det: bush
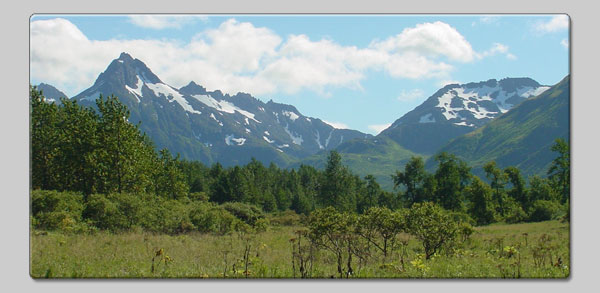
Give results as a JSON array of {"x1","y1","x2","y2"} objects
[
  {"x1": 404, "y1": 202, "x2": 459, "y2": 259},
  {"x1": 448, "y1": 211, "x2": 476, "y2": 226},
  {"x1": 83, "y1": 194, "x2": 128, "y2": 231},
  {"x1": 189, "y1": 202, "x2": 239, "y2": 234},
  {"x1": 221, "y1": 202, "x2": 265, "y2": 226},
  {"x1": 31, "y1": 190, "x2": 84, "y2": 231},
  {"x1": 504, "y1": 205, "x2": 528, "y2": 224},
  {"x1": 528, "y1": 200, "x2": 561, "y2": 222}
]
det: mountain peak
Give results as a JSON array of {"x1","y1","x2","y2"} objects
[
  {"x1": 94, "y1": 53, "x2": 162, "y2": 87},
  {"x1": 118, "y1": 52, "x2": 134, "y2": 62},
  {"x1": 179, "y1": 81, "x2": 207, "y2": 95}
]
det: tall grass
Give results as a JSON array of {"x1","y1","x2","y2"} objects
[{"x1": 30, "y1": 220, "x2": 569, "y2": 278}]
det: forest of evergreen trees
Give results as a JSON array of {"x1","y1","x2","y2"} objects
[{"x1": 29, "y1": 86, "x2": 570, "y2": 234}]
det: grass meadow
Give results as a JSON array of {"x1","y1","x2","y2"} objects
[{"x1": 30, "y1": 220, "x2": 569, "y2": 279}]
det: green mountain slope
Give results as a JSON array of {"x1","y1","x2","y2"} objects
[
  {"x1": 429, "y1": 75, "x2": 570, "y2": 177},
  {"x1": 293, "y1": 136, "x2": 421, "y2": 191}
]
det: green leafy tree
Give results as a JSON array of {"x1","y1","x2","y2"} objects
[
  {"x1": 30, "y1": 86, "x2": 61, "y2": 190},
  {"x1": 404, "y1": 202, "x2": 459, "y2": 259},
  {"x1": 484, "y1": 161, "x2": 509, "y2": 216},
  {"x1": 433, "y1": 152, "x2": 471, "y2": 211},
  {"x1": 356, "y1": 207, "x2": 404, "y2": 258},
  {"x1": 319, "y1": 151, "x2": 356, "y2": 212},
  {"x1": 547, "y1": 138, "x2": 570, "y2": 203},
  {"x1": 55, "y1": 99, "x2": 100, "y2": 195},
  {"x1": 94, "y1": 95, "x2": 155, "y2": 194},
  {"x1": 307, "y1": 207, "x2": 359, "y2": 278},
  {"x1": 358, "y1": 175, "x2": 383, "y2": 213},
  {"x1": 154, "y1": 149, "x2": 189, "y2": 199},
  {"x1": 504, "y1": 166, "x2": 529, "y2": 210},
  {"x1": 529, "y1": 175, "x2": 559, "y2": 202},
  {"x1": 393, "y1": 156, "x2": 429, "y2": 206},
  {"x1": 465, "y1": 177, "x2": 497, "y2": 225}
]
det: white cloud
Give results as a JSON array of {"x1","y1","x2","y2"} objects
[
  {"x1": 534, "y1": 15, "x2": 569, "y2": 34},
  {"x1": 397, "y1": 89, "x2": 425, "y2": 102},
  {"x1": 128, "y1": 15, "x2": 207, "y2": 29},
  {"x1": 368, "y1": 123, "x2": 392, "y2": 134},
  {"x1": 477, "y1": 43, "x2": 516, "y2": 60},
  {"x1": 561, "y1": 39, "x2": 569, "y2": 49},
  {"x1": 371, "y1": 21, "x2": 476, "y2": 62},
  {"x1": 30, "y1": 18, "x2": 490, "y2": 98},
  {"x1": 323, "y1": 120, "x2": 349, "y2": 129}
]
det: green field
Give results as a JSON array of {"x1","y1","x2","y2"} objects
[{"x1": 30, "y1": 220, "x2": 569, "y2": 279}]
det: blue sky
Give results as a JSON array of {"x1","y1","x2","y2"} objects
[{"x1": 30, "y1": 14, "x2": 569, "y2": 134}]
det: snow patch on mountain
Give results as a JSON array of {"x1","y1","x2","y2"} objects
[
  {"x1": 225, "y1": 134, "x2": 246, "y2": 146},
  {"x1": 147, "y1": 83, "x2": 201, "y2": 115},
  {"x1": 263, "y1": 136, "x2": 274, "y2": 143},
  {"x1": 124, "y1": 75, "x2": 144, "y2": 103},
  {"x1": 437, "y1": 87, "x2": 497, "y2": 120},
  {"x1": 519, "y1": 86, "x2": 550, "y2": 98},
  {"x1": 209, "y1": 113, "x2": 224, "y2": 126},
  {"x1": 284, "y1": 123, "x2": 303, "y2": 145},
  {"x1": 192, "y1": 94, "x2": 260, "y2": 123},
  {"x1": 435, "y1": 83, "x2": 548, "y2": 121},
  {"x1": 282, "y1": 110, "x2": 299, "y2": 121},
  {"x1": 453, "y1": 121, "x2": 475, "y2": 127},
  {"x1": 315, "y1": 130, "x2": 324, "y2": 150}
]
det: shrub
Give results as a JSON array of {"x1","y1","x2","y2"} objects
[
  {"x1": 356, "y1": 206, "x2": 405, "y2": 258},
  {"x1": 504, "y1": 205, "x2": 528, "y2": 224},
  {"x1": 528, "y1": 200, "x2": 562, "y2": 222},
  {"x1": 31, "y1": 190, "x2": 84, "y2": 231},
  {"x1": 221, "y1": 202, "x2": 265, "y2": 226},
  {"x1": 189, "y1": 202, "x2": 239, "y2": 234},
  {"x1": 403, "y1": 202, "x2": 459, "y2": 259},
  {"x1": 83, "y1": 194, "x2": 128, "y2": 231},
  {"x1": 448, "y1": 211, "x2": 476, "y2": 226}
]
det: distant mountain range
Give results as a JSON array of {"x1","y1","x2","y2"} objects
[
  {"x1": 296, "y1": 76, "x2": 567, "y2": 190},
  {"x1": 36, "y1": 52, "x2": 569, "y2": 191},
  {"x1": 63, "y1": 53, "x2": 371, "y2": 166}
]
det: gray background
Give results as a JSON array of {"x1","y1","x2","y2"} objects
[{"x1": 2, "y1": 0, "x2": 596, "y2": 291}]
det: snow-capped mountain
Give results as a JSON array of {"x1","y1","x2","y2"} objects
[
  {"x1": 379, "y1": 78, "x2": 550, "y2": 154},
  {"x1": 71, "y1": 52, "x2": 371, "y2": 166}
]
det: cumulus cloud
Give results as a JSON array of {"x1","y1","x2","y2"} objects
[
  {"x1": 128, "y1": 15, "x2": 207, "y2": 29},
  {"x1": 534, "y1": 15, "x2": 569, "y2": 34},
  {"x1": 323, "y1": 120, "x2": 349, "y2": 129},
  {"x1": 477, "y1": 43, "x2": 516, "y2": 60},
  {"x1": 397, "y1": 89, "x2": 425, "y2": 102},
  {"x1": 31, "y1": 18, "x2": 506, "y2": 98},
  {"x1": 371, "y1": 21, "x2": 476, "y2": 62},
  {"x1": 561, "y1": 39, "x2": 569, "y2": 49},
  {"x1": 367, "y1": 123, "x2": 392, "y2": 134}
]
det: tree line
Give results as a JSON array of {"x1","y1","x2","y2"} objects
[{"x1": 30, "y1": 86, "x2": 569, "y2": 232}]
